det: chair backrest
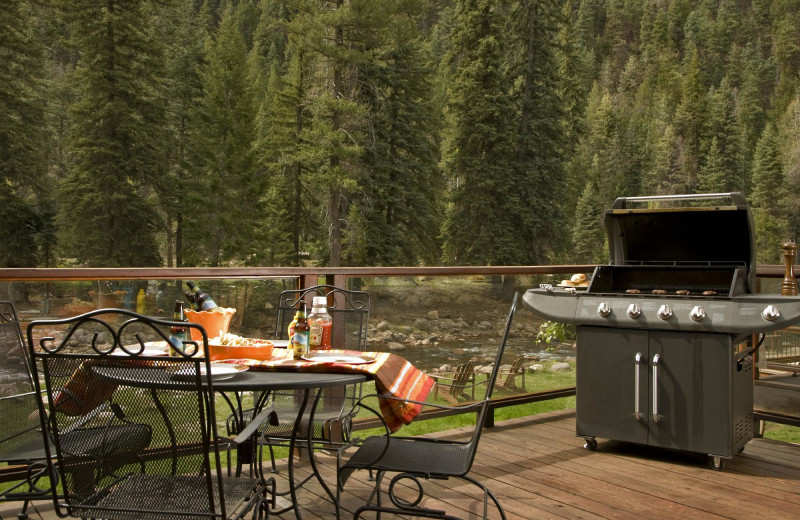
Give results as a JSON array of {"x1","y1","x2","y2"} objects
[
  {"x1": 25, "y1": 309, "x2": 236, "y2": 518},
  {"x1": 452, "y1": 361, "x2": 476, "y2": 388},
  {"x1": 461, "y1": 292, "x2": 518, "y2": 467},
  {"x1": 0, "y1": 301, "x2": 43, "y2": 463},
  {"x1": 274, "y1": 284, "x2": 370, "y2": 350}
]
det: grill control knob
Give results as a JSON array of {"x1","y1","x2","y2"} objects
[
  {"x1": 657, "y1": 305, "x2": 673, "y2": 320},
  {"x1": 689, "y1": 306, "x2": 706, "y2": 322},
  {"x1": 762, "y1": 305, "x2": 781, "y2": 322},
  {"x1": 597, "y1": 302, "x2": 612, "y2": 318},
  {"x1": 627, "y1": 303, "x2": 641, "y2": 319}
]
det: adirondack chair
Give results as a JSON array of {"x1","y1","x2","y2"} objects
[
  {"x1": 431, "y1": 361, "x2": 478, "y2": 404},
  {"x1": 495, "y1": 356, "x2": 527, "y2": 391}
]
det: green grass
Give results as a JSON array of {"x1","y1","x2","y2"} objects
[{"x1": 761, "y1": 422, "x2": 800, "y2": 444}]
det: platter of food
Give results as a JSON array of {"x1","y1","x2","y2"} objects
[{"x1": 207, "y1": 333, "x2": 274, "y2": 360}]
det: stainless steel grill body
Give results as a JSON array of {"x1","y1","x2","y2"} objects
[{"x1": 523, "y1": 193, "x2": 800, "y2": 467}]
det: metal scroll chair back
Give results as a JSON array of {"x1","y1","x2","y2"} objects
[
  {"x1": 336, "y1": 292, "x2": 518, "y2": 520},
  {"x1": 0, "y1": 301, "x2": 56, "y2": 519},
  {"x1": 241, "y1": 285, "x2": 371, "y2": 474},
  {"x1": 26, "y1": 308, "x2": 270, "y2": 520},
  {"x1": 274, "y1": 285, "x2": 370, "y2": 350}
]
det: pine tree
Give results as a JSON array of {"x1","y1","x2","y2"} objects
[
  {"x1": 779, "y1": 95, "x2": 800, "y2": 242},
  {"x1": 509, "y1": 0, "x2": 570, "y2": 264},
  {"x1": 673, "y1": 47, "x2": 705, "y2": 193},
  {"x1": 0, "y1": 0, "x2": 47, "y2": 267},
  {"x1": 283, "y1": 0, "x2": 393, "y2": 266},
  {"x1": 702, "y1": 78, "x2": 741, "y2": 192},
  {"x1": 158, "y1": 2, "x2": 207, "y2": 267},
  {"x1": 185, "y1": 2, "x2": 264, "y2": 266},
  {"x1": 262, "y1": 45, "x2": 313, "y2": 266},
  {"x1": 441, "y1": 0, "x2": 517, "y2": 265},
  {"x1": 58, "y1": 0, "x2": 165, "y2": 267},
  {"x1": 698, "y1": 137, "x2": 727, "y2": 194},
  {"x1": 572, "y1": 180, "x2": 604, "y2": 264},
  {"x1": 358, "y1": 3, "x2": 443, "y2": 266},
  {"x1": 751, "y1": 123, "x2": 788, "y2": 263}
]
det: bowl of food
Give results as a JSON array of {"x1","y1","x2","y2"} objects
[
  {"x1": 207, "y1": 333, "x2": 274, "y2": 361},
  {"x1": 185, "y1": 307, "x2": 237, "y2": 342}
]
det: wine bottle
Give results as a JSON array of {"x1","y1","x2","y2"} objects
[
  {"x1": 169, "y1": 300, "x2": 188, "y2": 355},
  {"x1": 185, "y1": 281, "x2": 218, "y2": 311}
]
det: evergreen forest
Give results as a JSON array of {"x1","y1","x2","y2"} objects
[{"x1": 3, "y1": 0, "x2": 800, "y2": 269}]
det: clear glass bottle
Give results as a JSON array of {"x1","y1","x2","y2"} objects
[{"x1": 308, "y1": 296, "x2": 332, "y2": 351}]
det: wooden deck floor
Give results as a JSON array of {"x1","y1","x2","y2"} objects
[{"x1": 4, "y1": 408, "x2": 799, "y2": 520}]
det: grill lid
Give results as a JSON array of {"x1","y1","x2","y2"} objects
[{"x1": 604, "y1": 192, "x2": 755, "y2": 292}]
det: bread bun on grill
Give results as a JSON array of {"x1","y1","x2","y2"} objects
[
  {"x1": 570, "y1": 273, "x2": 587, "y2": 284},
  {"x1": 559, "y1": 273, "x2": 590, "y2": 288}
]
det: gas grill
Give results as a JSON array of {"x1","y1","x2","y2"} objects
[{"x1": 523, "y1": 193, "x2": 800, "y2": 470}]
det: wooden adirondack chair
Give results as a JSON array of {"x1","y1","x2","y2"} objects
[
  {"x1": 495, "y1": 357, "x2": 527, "y2": 391},
  {"x1": 431, "y1": 361, "x2": 478, "y2": 404}
]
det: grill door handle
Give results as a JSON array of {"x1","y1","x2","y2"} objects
[
  {"x1": 634, "y1": 353, "x2": 642, "y2": 421},
  {"x1": 652, "y1": 354, "x2": 661, "y2": 423}
]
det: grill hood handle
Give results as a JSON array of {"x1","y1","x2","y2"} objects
[{"x1": 612, "y1": 192, "x2": 748, "y2": 209}]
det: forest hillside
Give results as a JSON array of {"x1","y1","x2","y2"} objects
[{"x1": 2, "y1": 0, "x2": 799, "y2": 268}]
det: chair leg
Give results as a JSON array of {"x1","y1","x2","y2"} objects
[{"x1": 17, "y1": 499, "x2": 30, "y2": 520}]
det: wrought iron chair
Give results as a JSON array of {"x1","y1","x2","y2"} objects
[
  {"x1": 430, "y1": 360, "x2": 478, "y2": 404},
  {"x1": 229, "y1": 285, "x2": 370, "y2": 476},
  {"x1": 1, "y1": 302, "x2": 154, "y2": 520},
  {"x1": 273, "y1": 284, "x2": 370, "y2": 350},
  {"x1": 335, "y1": 293, "x2": 518, "y2": 520},
  {"x1": 0, "y1": 301, "x2": 56, "y2": 520},
  {"x1": 26, "y1": 308, "x2": 273, "y2": 520}
]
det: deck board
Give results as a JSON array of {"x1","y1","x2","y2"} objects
[{"x1": 3, "y1": 408, "x2": 799, "y2": 520}]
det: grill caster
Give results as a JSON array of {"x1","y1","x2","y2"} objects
[
  {"x1": 711, "y1": 456, "x2": 725, "y2": 471},
  {"x1": 583, "y1": 438, "x2": 597, "y2": 451}
]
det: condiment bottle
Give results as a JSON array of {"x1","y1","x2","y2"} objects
[
  {"x1": 308, "y1": 296, "x2": 332, "y2": 350},
  {"x1": 185, "y1": 281, "x2": 218, "y2": 311},
  {"x1": 287, "y1": 310, "x2": 301, "y2": 344},
  {"x1": 292, "y1": 303, "x2": 310, "y2": 360},
  {"x1": 168, "y1": 300, "x2": 188, "y2": 356},
  {"x1": 136, "y1": 288, "x2": 147, "y2": 314}
]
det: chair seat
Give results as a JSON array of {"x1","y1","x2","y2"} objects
[
  {"x1": 339, "y1": 436, "x2": 472, "y2": 486},
  {"x1": 60, "y1": 423, "x2": 152, "y2": 459},
  {"x1": 78, "y1": 473, "x2": 264, "y2": 519},
  {"x1": 2, "y1": 437, "x2": 48, "y2": 464}
]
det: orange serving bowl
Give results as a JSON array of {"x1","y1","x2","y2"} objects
[
  {"x1": 207, "y1": 338, "x2": 274, "y2": 361},
  {"x1": 185, "y1": 308, "x2": 236, "y2": 342}
]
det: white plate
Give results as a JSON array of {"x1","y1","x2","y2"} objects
[
  {"x1": 112, "y1": 341, "x2": 168, "y2": 356},
  {"x1": 271, "y1": 339, "x2": 290, "y2": 348},
  {"x1": 172, "y1": 363, "x2": 249, "y2": 381},
  {"x1": 301, "y1": 353, "x2": 375, "y2": 365}
]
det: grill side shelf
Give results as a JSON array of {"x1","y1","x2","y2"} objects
[
  {"x1": 523, "y1": 289, "x2": 800, "y2": 336},
  {"x1": 522, "y1": 289, "x2": 580, "y2": 324}
]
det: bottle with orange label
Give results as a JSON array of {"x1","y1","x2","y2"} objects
[
  {"x1": 287, "y1": 310, "x2": 301, "y2": 347},
  {"x1": 308, "y1": 296, "x2": 332, "y2": 350},
  {"x1": 292, "y1": 303, "x2": 310, "y2": 360}
]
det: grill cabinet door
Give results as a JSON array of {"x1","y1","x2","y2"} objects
[
  {"x1": 576, "y1": 326, "x2": 649, "y2": 445},
  {"x1": 648, "y1": 332, "x2": 732, "y2": 455}
]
